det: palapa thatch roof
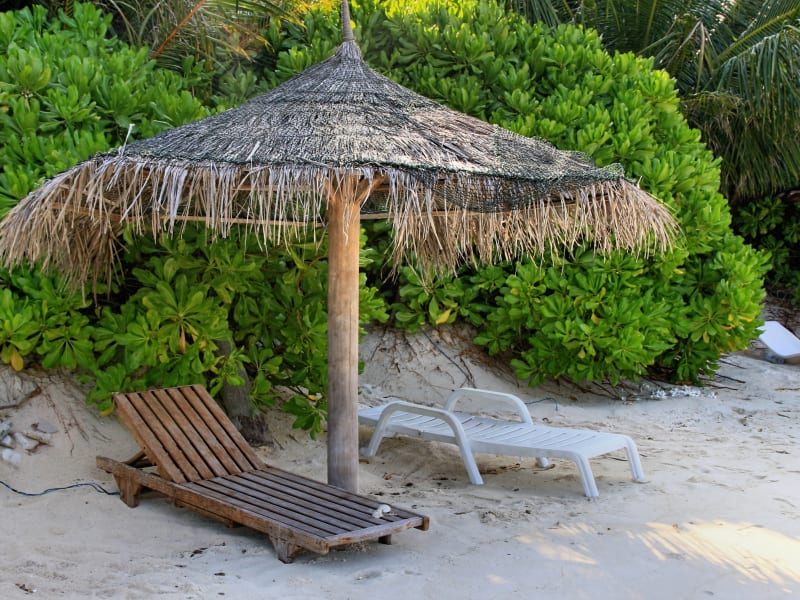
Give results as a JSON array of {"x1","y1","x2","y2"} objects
[{"x1": 0, "y1": 27, "x2": 676, "y2": 286}]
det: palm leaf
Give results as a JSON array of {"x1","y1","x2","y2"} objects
[
  {"x1": 713, "y1": 26, "x2": 800, "y2": 121},
  {"x1": 504, "y1": 0, "x2": 562, "y2": 27},
  {"x1": 716, "y1": 0, "x2": 800, "y2": 64}
]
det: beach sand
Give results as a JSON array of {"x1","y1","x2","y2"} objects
[{"x1": 1, "y1": 326, "x2": 798, "y2": 599}]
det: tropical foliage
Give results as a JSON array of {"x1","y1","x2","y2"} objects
[
  {"x1": 0, "y1": 1, "x2": 769, "y2": 430},
  {"x1": 0, "y1": 1, "x2": 209, "y2": 215},
  {"x1": 733, "y1": 190, "x2": 800, "y2": 302},
  {"x1": 507, "y1": 0, "x2": 800, "y2": 204},
  {"x1": 258, "y1": 0, "x2": 767, "y2": 384},
  {"x1": 94, "y1": 0, "x2": 305, "y2": 69},
  {"x1": 0, "y1": 3, "x2": 389, "y2": 433}
]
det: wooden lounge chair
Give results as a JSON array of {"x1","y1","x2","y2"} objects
[
  {"x1": 96, "y1": 385, "x2": 428, "y2": 563},
  {"x1": 359, "y1": 387, "x2": 645, "y2": 498}
]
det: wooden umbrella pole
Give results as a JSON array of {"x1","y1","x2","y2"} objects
[{"x1": 326, "y1": 176, "x2": 362, "y2": 492}]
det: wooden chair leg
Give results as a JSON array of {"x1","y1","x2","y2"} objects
[
  {"x1": 270, "y1": 537, "x2": 304, "y2": 563},
  {"x1": 115, "y1": 476, "x2": 142, "y2": 508}
]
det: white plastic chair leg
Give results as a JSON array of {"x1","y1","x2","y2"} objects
[
  {"x1": 361, "y1": 402, "x2": 485, "y2": 485},
  {"x1": 623, "y1": 437, "x2": 646, "y2": 482},
  {"x1": 573, "y1": 456, "x2": 600, "y2": 498}
]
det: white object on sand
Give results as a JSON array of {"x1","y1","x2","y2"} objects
[
  {"x1": 2, "y1": 447, "x2": 21, "y2": 466},
  {"x1": 758, "y1": 321, "x2": 800, "y2": 364},
  {"x1": 13, "y1": 432, "x2": 39, "y2": 452}
]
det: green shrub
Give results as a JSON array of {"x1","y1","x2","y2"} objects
[
  {"x1": 0, "y1": 2, "x2": 209, "y2": 216},
  {"x1": 0, "y1": 266, "x2": 96, "y2": 372},
  {"x1": 86, "y1": 227, "x2": 388, "y2": 433},
  {"x1": 0, "y1": 3, "x2": 391, "y2": 432},
  {"x1": 733, "y1": 194, "x2": 800, "y2": 302},
  {"x1": 0, "y1": 286, "x2": 39, "y2": 371},
  {"x1": 258, "y1": 0, "x2": 767, "y2": 384},
  {"x1": 0, "y1": 0, "x2": 769, "y2": 430}
]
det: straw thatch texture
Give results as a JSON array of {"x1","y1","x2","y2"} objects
[{"x1": 0, "y1": 40, "x2": 676, "y2": 286}]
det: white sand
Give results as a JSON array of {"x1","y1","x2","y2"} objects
[{"x1": 1, "y1": 326, "x2": 798, "y2": 599}]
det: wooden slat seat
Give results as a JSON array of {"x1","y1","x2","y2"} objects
[{"x1": 97, "y1": 384, "x2": 428, "y2": 563}]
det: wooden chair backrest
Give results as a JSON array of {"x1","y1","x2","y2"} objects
[{"x1": 113, "y1": 385, "x2": 264, "y2": 483}]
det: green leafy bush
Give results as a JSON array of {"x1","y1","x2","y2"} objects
[
  {"x1": 86, "y1": 227, "x2": 388, "y2": 432},
  {"x1": 0, "y1": 2, "x2": 209, "y2": 216},
  {"x1": 733, "y1": 194, "x2": 800, "y2": 302},
  {"x1": 0, "y1": 3, "x2": 390, "y2": 433},
  {"x1": 0, "y1": 266, "x2": 96, "y2": 372},
  {"x1": 0, "y1": 287, "x2": 39, "y2": 371},
  {"x1": 258, "y1": 0, "x2": 767, "y2": 384},
  {"x1": 0, "y1": 0, "x2": 769, "y2": 433}
]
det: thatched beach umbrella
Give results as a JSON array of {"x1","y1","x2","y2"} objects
[{"x1": 0, "y1": 1, "x2": 676, "y2": 492}]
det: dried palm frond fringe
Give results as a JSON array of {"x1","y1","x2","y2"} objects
[
  {"x1": 0, "y1": 156, "x2": 676, "y2": 288},
  {"x1": 0, "y1": 39, "x2": 677, "y2": 288}
]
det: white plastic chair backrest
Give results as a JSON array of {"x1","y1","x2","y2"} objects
[{"x1": 444, "y1": 388, "x2": 533, "y2": 424}]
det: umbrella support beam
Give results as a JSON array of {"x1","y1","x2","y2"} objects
[{"x1": 327, "y1": 182, "x2": 362, "y2": 493}]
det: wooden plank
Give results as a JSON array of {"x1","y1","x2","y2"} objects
[
  {"x1": 97, "y1": 456, "x2": 429, "y2": 561},
  {"x1": 113, "y1": 392, "x2": 187, "y2": 483},
  {"x1": 127, "y1": 391, "x2": 203, "y2": 482},
  {"x1": 271, "y1": 539, "x2": 304, "y2": 564},
  {"x1": 204, "y1": 470, "x2": 428, "y2": 536},
  {"x1": 149, "y1": 388, "x2": 230, "y2": 479},
  {"x1": 246, "y1": 469, "x2": 428, "y2": 529},
  {"x1": 267, "y1": 467, "x2": 380, "y2": 508},
  {"x1": 105, "y1": 384, "x2": 430, "y2": 561},
  {"x1": 173, "y1": 385, "x2": 262, "y2": 472},
  {"x1": 123, "y1": 449, "x2": 151, "y2": 468},
  {"x1": 235, "y1": 471, "x2": 384, "y2": 528},
  {"x1": 115, "y1": 474, "x2": 142, "y2": 508},
  {"x1": 190, "y1": 480, "x2": 344, "y2": 537},
  {"x1": 197, "y1": 474, "x2": 378, "y2": 534},
  {"x1": 163, "y1": 386, "x2": 248, "y2": 475},
  {"x1": 174, "y1": 498, "x2": 237, "y2": 528},
  {"x1": 173, "y1": 484, "x2": 332, "y2": 555},
  {"x1": 185, "y1": 478, "x2": 423, "y2": 546},
  {"x1": 187, "y1": 384, "x2": 264, "y2": 469},
  {"x1": 136, "y1": 389, "x2": 215, "y2": 481},
  {"x1": 96, "y1": 457, "x2": 330, "y2": 554},
  {"x1": 237, "y1": 471, "x2": 377, "y2": 521},
  {"x1": 256, "y1": 466, "x2": 387, "y2": 512}
]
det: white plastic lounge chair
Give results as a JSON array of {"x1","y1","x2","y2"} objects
[
  {"x1": 358, "y1": 387, "x2": 645, "y2": 498},
  {"x1": 758, "y1": 320, "x2": 800, "y2": 364}
]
